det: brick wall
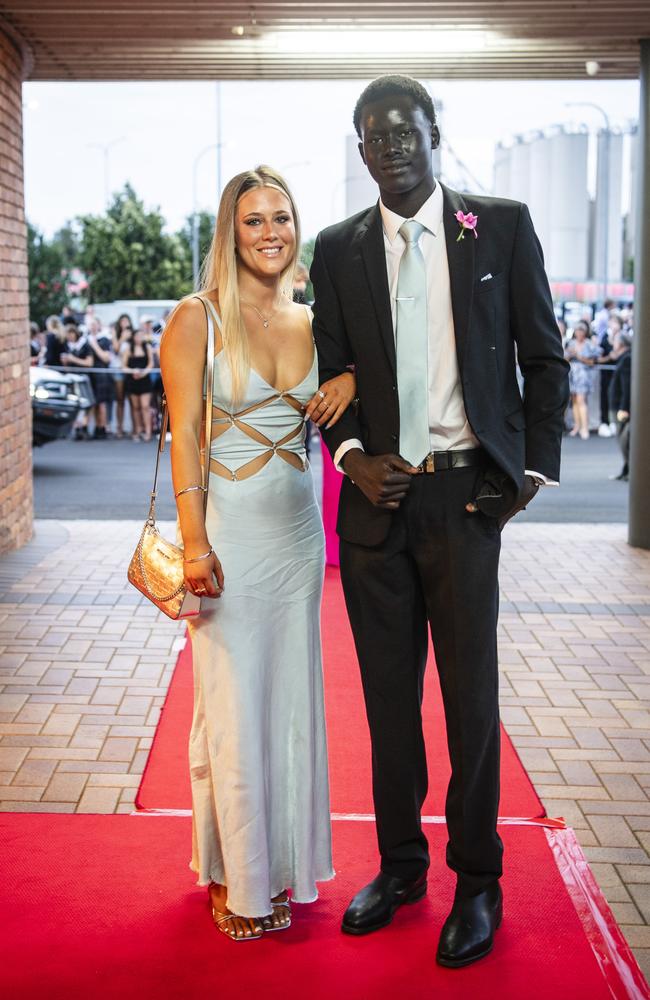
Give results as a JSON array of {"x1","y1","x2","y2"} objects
[{"x1": 0, "y1": 29, "x2": 32, "y2": 554}]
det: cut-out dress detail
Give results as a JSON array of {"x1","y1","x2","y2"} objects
[
  {"x1": 186, "y1": 303, "x2": 333, "y2": 918},
  {"x1": 209, "y1": 388, "x2": 307, "y2": 482}
]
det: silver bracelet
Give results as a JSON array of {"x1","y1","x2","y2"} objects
[
  {"x1": 175, "y1": 484, "x2": 207, "y2": 498},
  {"x1": 183, "y1": 546, "x2": 213, "y2": 564}
]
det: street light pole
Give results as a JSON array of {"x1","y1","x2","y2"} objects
[
  {"x1": 216, "y1": 81, "x2": 222, "y2": 201},
  {"x1": 331, "y1": 174, "x2": 366, "y2": 222},
  {"x1": 87, "y1": 137, "x2": 125, "y2": 207},
  {"x1": 566, "y1": 101, "x2": 611, "y2": 302},
  {"x1": 192, "y1": 143, "x2": 224, "y2": 288}
]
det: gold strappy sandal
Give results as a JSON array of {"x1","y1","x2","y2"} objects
[
  {"x1": 211, "y1": 906, "x2": 264, "y2": 942},
  {"x1": 262, "y1": 893, "x2": 292, "y2": 933}
]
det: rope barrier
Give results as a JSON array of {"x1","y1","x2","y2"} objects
[
  {"x1": 34, "y1": 366, "x2": 162, "y2": 375},
  {"x1": 35, "y1": 364, "x2": 623, "y2": 375}
]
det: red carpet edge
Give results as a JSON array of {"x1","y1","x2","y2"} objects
[{"x1": 547, "y1": 827, "x2": 650, "y2": 1000}]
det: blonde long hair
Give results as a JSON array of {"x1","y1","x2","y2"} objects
[{"x1": 199, "y1": 165, "x2": 301, "y2": 405}]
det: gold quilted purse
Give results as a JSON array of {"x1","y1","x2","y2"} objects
[{"x1": 127, "y1": 296, "x2": 217, "y2": 620}]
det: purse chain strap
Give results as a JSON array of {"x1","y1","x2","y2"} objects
[
  {"x1": 138, "y1": 296, "x2": 218, "y2": 602},
  {"x1": 136, "y1": 522, "x2": 185, "y2": 603},
  {"x1": 146, "y1": 296, "x2": 217, "y2": 526}
]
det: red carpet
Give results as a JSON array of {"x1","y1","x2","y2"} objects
[
  {"x1": 136, "y1": 567, "x2": 543, "y2": 818},
  {"x1": 1, "y1": 814, "x2": 645, "y2": 1000}
]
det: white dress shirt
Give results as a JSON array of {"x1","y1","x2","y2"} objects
[
  {"x1": 333, "y1": 183, "x2": 555, "y2": 486},
  {"x1": 335, "y1": 183, "x2": 477, "y2": 470}
]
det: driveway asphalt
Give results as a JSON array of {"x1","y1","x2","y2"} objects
[{"x1": 33, "y1": 431, "x2": 629, "y2": 523}]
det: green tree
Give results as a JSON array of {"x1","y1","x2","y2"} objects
[
  {"x1": 28, "y1": 193, "x2": 322, "y2": 321},
  {"x1": 27, "y1": 222, "x2": 74, "y2": 326},
  {"x1": 53, "y1": 223, "x2": 80, "y2": 270},
  {"x1": 77, "y1": 184, "x2": 189, "y2": 302}
]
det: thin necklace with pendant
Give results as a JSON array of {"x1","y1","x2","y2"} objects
[{"x1": 241, "y1": 294, "x2": 285, "y2": 329}]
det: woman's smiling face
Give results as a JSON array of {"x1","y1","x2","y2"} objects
[{"x1": 235, "y1": 186, "x2": 296, "y2": 279}]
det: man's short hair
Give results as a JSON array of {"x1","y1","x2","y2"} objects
[{"x1": 353, "y1": 75, "x2": 436, "y2": 138}]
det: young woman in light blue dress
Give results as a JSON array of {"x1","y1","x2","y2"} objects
[{"x1": 160, "y1": 167, "x2": 354, "y2": 942}]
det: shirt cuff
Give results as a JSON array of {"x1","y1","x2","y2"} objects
[
  {"x1": 333, "y1": 439, "x2": 365, "y2": 474},
  {"x1": 526, "y1": 469, "x2": 559, "y2": 487}
]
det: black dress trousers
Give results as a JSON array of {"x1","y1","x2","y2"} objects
[{"x1": 339, "y1": 465, "x2": 504, "y2": 895}]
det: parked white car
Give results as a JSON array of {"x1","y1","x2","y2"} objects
[{"x1": 90, "y1": 299, "x2": 177, "y2": 329}]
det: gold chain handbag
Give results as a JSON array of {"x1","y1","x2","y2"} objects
[{"x1": 127, "y1": 296, "x2": 217, "y2": 620}]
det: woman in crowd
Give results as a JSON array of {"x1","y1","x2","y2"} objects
[
  {"x1": 595, "y1": 313, "x2": 622, "y2": 437},
  {"x1": 111, "y1": 313, "x2": 133, "y2": 438},
  {"x1": 141, "y1": 317, "x2": 164, "y2": 436},
  {"x1": 160, "y1": 166, "x2": 353, "y2": 943},
  {"x1": 43, "y1": 315, "x2": 68, "y2": 368},
  {"x1": 565, "y1": 319, "x2": 602, "y2": 440},
  {"x1": 60, "y1": 324, "x2": 94, "y2": 439},
  {"x1": 85, "y1": 317, "x2": 115, "y2": 440},
  {"x1": 60, "y1": 320, "x2": 115, "y2": 440},
  {"x1": 30, "y1": 322, "x2": 43, "y2": 364},
  {"x1": 121, "y1": 328, "x2": 154, "y2": 441}
]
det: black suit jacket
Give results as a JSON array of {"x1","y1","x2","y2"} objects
[
  {"x1": 311, "y1": 183, "x2": 569, "y2": 546},
  {"x1": 609, "y1": 350, "x2": 631, "y2": 414}
]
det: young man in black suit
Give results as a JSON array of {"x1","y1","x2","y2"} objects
[{"x1": 309, "y1": 76, "x2": 569, "y2": 968}]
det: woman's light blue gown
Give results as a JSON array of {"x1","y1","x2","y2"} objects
[{"x1": 187, "y1": 302, "x2": 333, "y2": 917}]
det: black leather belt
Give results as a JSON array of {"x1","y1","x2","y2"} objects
[{"x1": 417, "y1": 447, "x2": 484, "y2": 473}]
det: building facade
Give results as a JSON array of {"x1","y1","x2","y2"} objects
[{"x1": 0, "y1": 27, "x2": 32, "y2": 554}]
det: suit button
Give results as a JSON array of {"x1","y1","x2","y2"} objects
[
  {"x1": 391, "y1": 434, "x2": 398, "y2": 442},
  {"x1": 391, "y1": 385, "x2": 397, "y2": 392}
]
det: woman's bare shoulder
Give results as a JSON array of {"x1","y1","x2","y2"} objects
[
  {"x1": 167, "y1": 296, "x2": 208, "y2": 327},
  {"x1": 161, "y1": 297, "x2": 208, "y2": 353},
  {"x1": 285, "y1": 299, "x2": 313, "y2": 325}
]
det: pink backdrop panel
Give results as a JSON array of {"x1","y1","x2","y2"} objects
[{"x1": 320, "y1": 435, "x2": 342, "y2": 568}]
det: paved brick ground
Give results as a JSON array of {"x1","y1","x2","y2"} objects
[
  {"x1": 1, "y1": 519, "x2": 649, "y2": 978},
  {"x1": 0, "y1": 521, "x2": 183, "y2": 816}
]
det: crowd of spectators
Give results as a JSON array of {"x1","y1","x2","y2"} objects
[
  {"x1": 561, "y1": 299, "x2": 634, "y2": 480},
  {"x1": 30, "y1": 306, "x2": 168, "y2": 442},
  {"x1": 30, "y1": 295, "x2": 635, "y2": 482}
]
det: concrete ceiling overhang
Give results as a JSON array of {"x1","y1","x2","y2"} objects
[{"x1": 1, "y1": 2, "x2": 649, "y2": 80}]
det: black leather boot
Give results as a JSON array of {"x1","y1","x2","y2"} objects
[
  {"x1": 436, "y1": 882, "x2": 503, "y2": 968},
  {"x1": 342, "y1": 871, "x2": 428, "y2": 935}
]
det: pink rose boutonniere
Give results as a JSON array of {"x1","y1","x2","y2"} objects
[{"x1": 455, "y1": 210, "x2": 478, "y2": 242}]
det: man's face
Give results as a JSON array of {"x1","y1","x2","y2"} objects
[{"x1": 358, "y1": 94, "x2": 439, "y2": 197}]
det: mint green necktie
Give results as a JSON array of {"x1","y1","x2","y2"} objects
[{"x1": 396, "y1": 220, "x2": 430, "y2": 465}]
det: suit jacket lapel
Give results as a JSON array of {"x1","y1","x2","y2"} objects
[
  {"x1": 441, "y1": 183, "x2": 475, "y2": 371},
  {"x1": 358, "y1": 204, "x2": 396, "y2": 375}
]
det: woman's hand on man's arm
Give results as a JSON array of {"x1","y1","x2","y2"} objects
[{"x1": 305, "y1": 371, "x2": 356, "y2": 428}]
